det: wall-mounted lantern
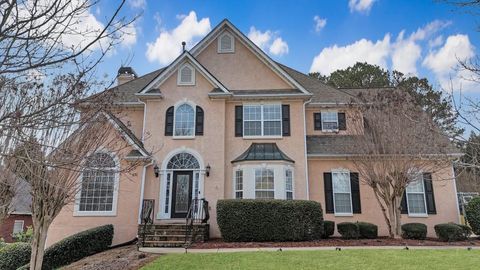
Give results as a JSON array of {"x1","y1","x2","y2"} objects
[
  {"x1": 154, "y1": 164, "x2": 160, "y2": 178},
  {"x1": 205, "y1": 164, "x2": 211, "y2": 177}
]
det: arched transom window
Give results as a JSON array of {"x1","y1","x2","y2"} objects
[
  {"x1": 167, "y1": 153, "x2": 200, "y2": 170},
  {"x1": 79, "y1": 152, "x2": 117, "y2": 212},
  {"x1": 174, "y1": 104, "x2": 195, "y2": 137}
]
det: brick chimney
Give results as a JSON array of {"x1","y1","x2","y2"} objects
[{"x1": 117, "y1": 67, "x2": 137, "y2": 85}]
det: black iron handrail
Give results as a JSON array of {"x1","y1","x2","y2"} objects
[
  {"x1": 184, "y1": 198, "x2": 209, "y2": 247},
  {"x1": 140, "y1": 199, "x2": 154, "y2": 247}
]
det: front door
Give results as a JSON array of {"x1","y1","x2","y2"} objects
[{"x1": 171, "y1": 171, "x2": 193, "y2": 218}]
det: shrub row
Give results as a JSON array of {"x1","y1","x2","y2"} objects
[
  {"x1": 322, "y1": 220, "x2": 335, "y2": 238},
  {"x1": 336, "y1": 222, "x2": 378, "y2": 239},
  {"x1": 16, "y1": 224, "x2": 114, "y2": 270},
  {"x1": 217, "y1": 199, "x2": 324, "y2": 242},
  {"x1": 0, "y1": 242, "x2": 31, "y2": 270},
  {"x1": 434, "y1": 223, "x2": 471, "y2": 242},
  {"x1": 401, "y1": 223, "x2": 427, "y2": 240}
]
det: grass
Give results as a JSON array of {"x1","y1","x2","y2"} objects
[{"x1": 142, "y1": 249, "x2": 480, "y2": 270}]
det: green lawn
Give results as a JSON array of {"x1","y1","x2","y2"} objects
[{"x1": 142, "y1": 249, "x2": 480, "y2": 270}]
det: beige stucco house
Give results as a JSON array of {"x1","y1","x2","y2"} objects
[{"x1": 47, "y1": 19, "x2": 461, "y2": 246}]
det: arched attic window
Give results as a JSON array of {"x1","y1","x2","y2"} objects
[
  {"x1": 218, "y1": 32, "x2": 234, "y2": 53},
  {"x1": 177, "y1": 63, "x2": 195, "y2": 85}
]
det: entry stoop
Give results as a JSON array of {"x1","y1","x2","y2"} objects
[{"x1": 138, "y1": 223, "x2": 209, "y2": 248}]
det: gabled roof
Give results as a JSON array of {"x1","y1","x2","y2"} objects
[
  {"x1": 139, "y1": 51, "x2": 229, "y2": 94},
  {"x1": 104, "y1": 112, "x2": 150, "y2": 158},
  {"x1": 232, "y1": 143, "x2": 294, "y2": 163},
  {"x1": 190, "y1": 19, "x2": 311, "y2": 95}
]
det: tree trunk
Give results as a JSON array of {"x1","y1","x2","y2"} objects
[
  {"x1": 30, "y1": 219, "x2": 51, "y2": 270},
  {"x1": 387, "y1": 201, "x2": 396, "y2": 238},
  {"x1": 372, "y1": 188, "x2": 394, "y2": 238},
  {"x1": 394, "y1": 196, "x2": 402, "y2": 237}
]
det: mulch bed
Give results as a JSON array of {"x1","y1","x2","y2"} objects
[{"x1": 191, "y1": 237, "x2": 480, "y2": 249}]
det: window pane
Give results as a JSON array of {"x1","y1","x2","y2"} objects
[
  {"x1": 334, "y1": 193, "x2": 352, "y2": 213},
  {"x1": 263, "y1": 105, "x2": 281, "y2": 121},
  {"x1": 244, "y1": 106, "x2": 261, "y2": 120},
  {"x1": 406, "y1": 179, "x2": 424, "y2": 193},
  {"x1": 235, "y1": 191, "x2": 243, "y2": 199},
  {"x1": 285, "y1": 169, "x2": 293, "y2": 200},
  {"x1": 333, "y1": 172, "x2": 350, "y2": 193},
  {"x1": 264, "y1": 121, "x2": 281, "y2": 136},
  {"x1": 255, "y1": 168, "x2": 274, "y2": 199},
  {"x1": 407, "y1": 193, "x2": 426, "y2": 214},
  {"x1": 174, "y1": 104, "x2": 195, "y2": 136},
  {"x1": 255, "y1": 191, "x2": 274, "y2": 200},
  {"x1": 322, "y1": 112, "x2": 338, "y2": 130},
  {"x1": 244, "y1": 121, "x2": 262, "y2": 136},
  {"x1": 286, "y1": 192, "x2": 293, "y2": 200},
  {"x1": 235, "y1": 170, "x2": 243, "y2": 199}
]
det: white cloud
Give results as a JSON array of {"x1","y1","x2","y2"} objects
[
  {"x1": 269, "y1": 38, "x2": 289, "y2": 56},
  {"x1": 348, "y1": 0, "x2": 377, "y2": 14},
  {"x1": 145, "y1": 11, "x2": 211, "y2": 65},
  {"x1": 423, "y1": 34, "x2": 475, "y2": 75},
  {"x1": 120, "y1": 23, "x2": 137, "y2": 48},
  {"x1": 310, "y1": 20, "x2": 455, "y2": 76},
  {"x1": 310, "y1": 35, "x2": 391, "y2": 75},
  {"x1": 429, "y1": 35, "x2": 444, "y2": 48},
  {"x1": 313, "y1": 16, "x2": 327, "y2": 32},
  {"x1": 128, "y1": 0, "x2": 146, "y2": 9},
  {"x1": 247, "y1": 27, "x2": 289, "y2": 56}
]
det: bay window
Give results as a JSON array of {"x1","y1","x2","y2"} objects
[
  {"x1": 255, "y1": 168, "x2": 275, "y2": 199},
  {"x1": 285, "y1": 169, "x2": 293, "y2": 200},
  {"x1": 235, "y1": 170, "x2": 243, "y2": 199}
]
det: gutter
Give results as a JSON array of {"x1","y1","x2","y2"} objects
[{"x1": 303, "y1": 97, "x2": 312, "y2": 200}]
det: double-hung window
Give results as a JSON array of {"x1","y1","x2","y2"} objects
[
  {"x1": 322, "y1": 111, "x2": 338, "y2": 130},
  {"x1": 13, "y1": 220, "x2": 24, "y2": 234},
  {"x1": 255, "y1": 168, "x2": 275, "y2": 199},
  {"x1": 406, "y1": 176, "x2": 427, "y2": 216},
  {"x1": 243, "y1": 104, "x2": 282, "y2": 137},
  {"x1": 285, "y1": 169, "x2": 293, "y2": 200},
  {"x1": 332, "y1": 171, "x2": 352, "y2": 215},
  {"x1": 235, "y1": 170, "x2": 243, "y2": 199}
]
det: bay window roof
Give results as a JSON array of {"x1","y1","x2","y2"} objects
[{"x1": 232, "y1": 143, "x2": 294, "y2": 163}]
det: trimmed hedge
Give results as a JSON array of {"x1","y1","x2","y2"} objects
[
  {"x1": 322, "y1": 220, "x2": 335, "y2": 239},
  {"x1": 337, "y1": 222, "x2": 360, "y2": 239},
  {"x1": 465, "y1": 197, "x2": 480, "y2": 235},
  {"x1": 0, "y1": 243, "x2": 31, "y2": 270},
  {"x1": 217, "y1": 199, "x2": 324, "y2": 242},
  {"x1": 434, "y1": 223, "x2": 471, "y2": 242},
  {"x1": 358, "y1": 222, "x2": 378, "y2": 239},
  {"x1": 401, "y1": 223, "x2": 427, "y2": 240}
]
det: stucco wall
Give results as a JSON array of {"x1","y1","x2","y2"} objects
[
  {"x1": 112, "y1": 108, "x2": 144, "y2": 140},
  {"x1": 308, "y1": 158, "x2": 459, "y2": 237},
  {"x1": 196, "y1": 31, "x2": 292, "y2": 90}
]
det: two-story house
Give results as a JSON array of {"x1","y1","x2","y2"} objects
[{"x1": 47, "y1": 19, "x2": 460, "y2": 246}]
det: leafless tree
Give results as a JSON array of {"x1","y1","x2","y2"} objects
[
  {"x1": 0, "y1": 1, "x2": 138, "y2": 269},
  {"x1": 0, "y1": 165, "x2": 16, "y2": 223},
  {"x1": 346, "y1": 89, "x2": 455, "y2": 237}
]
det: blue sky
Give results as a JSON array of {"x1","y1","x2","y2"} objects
[{"x1": 93, "y1": 0, "x2": 479, "y2": 98}]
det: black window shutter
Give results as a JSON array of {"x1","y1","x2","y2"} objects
[
  {"x1": 195, "y1": 106, "x2": 204, "y2": 136},
  {"x1": 165, "y1": 106, "x2": 174, "y2": 136},
  {"x1": 338, "y1": 112, "x2": 346, "y2": 130},
  {"x1": 401, "y1": 191, "x2": 408, "y2": 214},
  {"x1": 235, "y1": 105, "x2": 243, "y2": 137},
  {"x1": 314, "y1": 113, "x2": 322, "y2": 130},
  {"x1": 282, "y1": 104, "x2": 290, "y2": 136},
  {"x1": 423, "y1": 173, "x2": 436, "y2": 214},
  {"x1": 324, "y1": 172, "x2": 334, "y2": 214},
  {"x1": 350, "y1": 172, "x2": 361, "y2": 213}
]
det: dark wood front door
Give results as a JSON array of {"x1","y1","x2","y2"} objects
[{"x1": 171, "y1": 171, "x2": 193, "y2": 218}]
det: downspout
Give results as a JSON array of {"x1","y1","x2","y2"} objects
[
  {"x1": 138, "y1": 161, "x2": 154, "y2": 224},
  {"x1": 303, "y1": 97, "x2": 312, "y2": 200},
  {"x1": 140, "y1": 99, "x2": 147, "y2": 142},
  {"x1": 451, "y1": 162, "x2": 461, "y2": 224}
]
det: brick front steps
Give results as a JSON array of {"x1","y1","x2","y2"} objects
[{"x1": 138, "y1": 223, "x2": 209, "y2": 248}]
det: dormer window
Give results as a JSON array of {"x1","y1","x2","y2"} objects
[
  {"x1": 218, "y1": 32, "x2": 235, "y2": 53},
  {"x1": 177, "y1": 63, "x2": 195, "y2": 85}
]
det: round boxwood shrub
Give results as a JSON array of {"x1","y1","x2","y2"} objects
[
  {"x1": 322, "y1": 220, "x2": 335, "y2": 239},
  {"x1": 434, "y1": 223, "x2": 471, "y2": 242},
  {"x1": 217, "y1": 199, "x2": 324, "y2": 242},
  {"x1": 337, "y1": 222, "x2": 360, "y2": 239},
  {"x1": 0, "y1": 242, "x2": 31, "y2": 270},
  {"x1": 465, "y1": 196, "x2": 480, "y2": 235},
  {"x1": 357, "y1": 222, "x2": 378, "y2": 239},
  {"x1": 401, "y1": 223, "x2": 427, "y2": 240}
]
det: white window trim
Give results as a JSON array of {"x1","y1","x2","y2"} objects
[
  {"x1": 321, "y1": 111, "x2": 339, "y2": 132},
  {"x1": 217, "y1": 31, "x2": 235, "y2": 53},
  {"x1": 73, "y1": 151, "x2": 120, "y2": 217},
  {"x1": 173, "y1": 101, "x2": 196, "y2": 139},
  {"x1": 177, "y1": 63, "x2": 196, "y2": 86},
  {"x1": 332, "y1": 169, "x2": 353, "y2": 216},
  {"x1": 234, "y1": 169, "x2": 244, "y2": 199},
  {"x1": 243, "y1": 103, "x2": 283, "y2": 139},
  {"x1": 406, "y1": 175, "x2": 429, "y2": 218},
  {"x1": 254, "y1": 167, "x2": 275, "y2": 199},
  {"x1": 13, "y1": 220, "x2": 24, "y2": 234},
  {"x1": 285, "y1": 168, "x2": 294, "y2": 200}
]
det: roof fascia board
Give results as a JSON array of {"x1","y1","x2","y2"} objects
[{"x1": 103, "y1": 112, "x2": 149, "y2": 157}]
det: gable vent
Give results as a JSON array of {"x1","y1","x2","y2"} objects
[
  {"x1": 218, "y1": 32, "x2": 234, "y2": 53},
  {"x1": 177, "y1": 63, "x2": 195, "y2": 85}
]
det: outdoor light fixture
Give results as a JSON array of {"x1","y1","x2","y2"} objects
[
  {"x1": 154, "y1": 164, "x2": 160, "y2": 178},
  {"x1": 206, "y1": 164, "x2": 211, "y2": 177}
]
